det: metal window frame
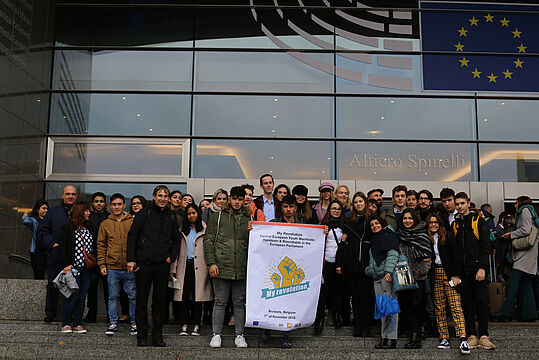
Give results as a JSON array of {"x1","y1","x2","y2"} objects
[{"x1": 46, "y1": 136, "x2": 190, "y2": 182}]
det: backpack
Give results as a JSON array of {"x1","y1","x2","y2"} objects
[{"x1": 452, "y1": 212, "x2": 480, "y2": 240}]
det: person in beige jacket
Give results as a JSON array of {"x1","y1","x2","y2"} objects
[
  {"x1": 97, "y1": 193, "x2": 136, "y2": 336},
  {"x1": 170, "y1": 203, "x2": 213, "y2": 336}
]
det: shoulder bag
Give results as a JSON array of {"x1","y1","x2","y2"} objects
[
  {"x1": 78, "y1": 229, "x2": 97, "y2": 269},
  {"x1": 392, "y1": 253, "x2": 419, "y2": 291}
]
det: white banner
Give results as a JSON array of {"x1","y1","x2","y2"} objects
[{"x1": 245, "y1": 221, "x2": 326, "y2": 331}]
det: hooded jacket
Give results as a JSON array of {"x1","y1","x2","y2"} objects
[
  {"x1": 204, "y1": 204, "x2": 251, "y2": 280},
  {"x1": 97, "y1": 212, "x2": 134, "y2": 271},
  {"x1": 452, "y1": 211, "x2": 491, "y2": 276}
]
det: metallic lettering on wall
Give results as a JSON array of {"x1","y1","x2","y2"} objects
[{"x1": 349, "y1": 153, "x2": 466, "y2": 172}]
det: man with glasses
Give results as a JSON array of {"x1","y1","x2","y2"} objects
[
  {"x1": 127, "y1": 185, "x2": 180, "y2": 347},
  {"x1": 38, "y1": 185, "x2": 78, "y2": 322},
  {"x1": 417, "y1": 189, "x2": 434, "y2": 221}
]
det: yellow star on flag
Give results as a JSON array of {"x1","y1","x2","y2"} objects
[
  {"x1": 457, "y1": 27, "x2": 468, "y2": 37},
  {"x1": 512, "y1": 28, "x2": 522, "y2": 38},
  {"x1": 459, "y1": 57, "x2": 470, "y2": 67},
  {"x1": 500, "y1": 17, "x2": 510, "y2": 27},
  {"x1": 487, "y1": 73, "x2": 498, "y2": 83},
  {"x1": 502, "y1": 69, "x2": 513, "y2": 79},
  {"x1": 471, "y1": 68, "x2": 481, "y2": 78},
  {"x1": 517, "y1": 43, "x2": 527, "y2": 53},
  {"x1": 469, "y1": 16, "x2": 479, "y2": 26},
  {"x1": 454, "y1": 42, "x2": 465, "y2": 52},
  {"x1": 484, "y1": 13, "x2": 494, "y2": 23},
  {"x1": 514, "y1": 58, "x2": 524, "y2": 68}
]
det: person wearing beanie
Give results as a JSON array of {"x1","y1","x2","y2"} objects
[{"x1": 292, "y1": 185, "x2": 319, "y2": 224}]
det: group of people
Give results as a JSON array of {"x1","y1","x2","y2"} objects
[{"x1": 23, "y1": 174, "x2": 538, "y2": 352}]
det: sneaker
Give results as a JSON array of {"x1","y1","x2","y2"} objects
[
  {"x1": 479, "y1": 336, "x2": 495, "y2": 350},
  {"x1": 460, "y1": 339, "x2": 471, "y2": 355},
  {"x1": 467, "y1": 335, "x2": 479, "y2": 348},
  {"x1": 191, "y1": 325, "x2": 200, "y2": 336},
  {"x1": 61, "y1": 325, "x2": 72, "y2": 333},
  {"x1": 180, "y1": 324, "x2": 189, "y2": 336},
  {"x1": 438, "y1": 339, "x2": 450, "y2": 349},
  {"x1": 210, "y1": 334, "x2": 222, "y2": 348},
  {"x1": 105, "y1": 324, "x2": 118, "y2": 335},
  {"x1": 235, "y1": 334, "x2": 248, "y2": 348},
  {"x1": 130, "y1": 324, "x2": 137, "y2": 336},
  {"x1": 73, "y1": 325, "x2": 87, "y2": 334}
]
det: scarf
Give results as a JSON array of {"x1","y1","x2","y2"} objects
[
  {"x1": 396, "y1": 221, "x2": 433, "y2": 260},
  {"x1": 515, "y1": 205, "x2": 539, "y2": 230},
  {"x1": 313, "y1": 203, "x2": 327, "y2": 222},
  {"x1": 371, "y1": 228, "x2": 400, "y2": 266},
  {"x1": 327, "y1": 216, "x2": 342, "y2": 229},
  {"x1": 209, "y1": 201, "x2": 222, "y2": 213}
]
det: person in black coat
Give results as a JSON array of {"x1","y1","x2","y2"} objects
[{"x1": 336, "y1": 192, "x2": 372, "y2": 337}]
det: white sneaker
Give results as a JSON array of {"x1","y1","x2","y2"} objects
[
  {"x1": 210, "y1": 334, "x2": 221, "y2": 348},
  {"x1": 179, "y1": 324, "x2": 189, "y2": 336},
  {"x1": 460, "y1": 339, "x2": 471, "y2": 355},
  {"x1": 235, "y1": 334, "x2": 248, "y2": 348},
  {"x1": 438, "y1": 339, "x2": 450, "y2": 349},
  {"x1": 191, "y1": 325, "x2": 200, "y2": 336}
]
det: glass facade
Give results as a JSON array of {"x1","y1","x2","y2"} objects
[{"x1": 1, "y1": 0, "x2": 539, "y2": 278}]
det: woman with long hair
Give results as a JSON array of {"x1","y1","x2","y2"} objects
[
  {"x1": 426, "y1": 213, "x2": 469, "y2": 354},
  {"x1": 59, "y1": 202, "x2": 94, "y2": 334},
  {"x1": 396, "y1": 209, "x2": 432, "y2": 349},
  {"x1": 335, "y1": 185, "x2": 352, "y2": 219},
  {"x1": 336, "y1": 192, "x2": 372, "y2": 337},
  {"x1": 171, "y1": 204, "x2": 213, "y2": 336},
  {"x1": 273, "y1": 184, "x2": 290, "y2": 202},
  {"x1": 201, "y1": 189, "x2": 228, "y2": 225},
  {"x1": 365, "y1": 216, "x2": 400, "y2": 349},
  {"x1": 314, "y1": 199, "x2": 346, "y2": 334},
  {"x1": 313, "y1": 182, "x2": 334, "y2": 221},
  {"x1": 169, "y1": 191, "x2": 182, "y2": 212},
  {"x1": 497, "y1": 196, "x2": 539, "y2": 322},
  {"x1": 292, "y1": 185, "x2": 319, "y2": 224},
  {"x1": 130, "y1": 195, "x2": 147, "y2": 216},
  {"x1": 199, "y1": 199, "x2": 210, "y2": 213},
  {"x1": 22, "y1": 199, "x2": 49, "y2": 279}
]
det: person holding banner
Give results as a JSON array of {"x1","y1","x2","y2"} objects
[
  {"x1": 204, "y1": 186, "x2": 251, "y2": 348},
  {"x1": 314, "y1": 199, "x2": 346, "y2": 334},
  {"x1": 336, "y1": 192, "x2": 372, "y2": 337},
  {"x1": 365, "y1": 216, "x2": 400, "y2": 349}
]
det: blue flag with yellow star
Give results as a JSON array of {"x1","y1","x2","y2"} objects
[{"x1": 421, "y1": 2, "x2": 539, "y2": 92}]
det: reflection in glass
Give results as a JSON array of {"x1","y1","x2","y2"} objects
[
  {"x1": 192, "y1": 139, "x2": 333, "y2": 179},
  {"x1": 478, "y1": 100, "x2": 539, "y2": 141},
  {"x1": 50, "y1": 93, "x2": 191, "y2": 136},
  {"x1": 193, "y1": 95, "x2": 333, "y2": 138},
  {"x1": 338, "y1": 141, "x2": 477, "y2": 181},
  {"x1": 52, "y1": 143, "x2": 183, "y2": 176},
  {"x1": 480, "y1": 144, "x2": 539, "y2": 182},
  {"x1": 337, "y1": 97, "x2": 475, "y2": 140},
  {"x1": 53, "y1": 50, "x2": 192, "y2": 90},
  {"x1": 45, "y1": 182, "x2": 187, "y2": 208},
  {"x1": 195, "y1": 52, "x2": 333, "y2": 93}
]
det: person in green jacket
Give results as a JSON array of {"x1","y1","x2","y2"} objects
[{"x1": 204, "y1": 186, "x2": 251, "y2": 348}]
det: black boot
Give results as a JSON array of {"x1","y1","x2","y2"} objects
[
  {"x1": 382, "y1": 339, "x2": 396, "y2": 349},
  {"x1": 375, "y1": 338, "x2": 388, "y2": 349},
  {"x1": 333, "y1": 313, "x2": 343, "y2": 329},
  {"x1": 405, "y1": 332, "x2": 421, "y2": 349},
  {"x1": 353, "y1": 324, "x2": 361, "y2": 337},
  {"x1": 281, "y1": 334, "x2": 292, "y2": 348},
  {"x1": 314, "y1": 317, "x2": 324, "y2": 335}
]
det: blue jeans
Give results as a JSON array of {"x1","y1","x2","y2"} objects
[
  {"x1": 107, "y1": 269, "x2": 136, "y2": 324},
  {"x1": 62, "y1": 268, "x2": 92, "y2": 326}
]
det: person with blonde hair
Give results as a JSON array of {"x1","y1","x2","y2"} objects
[
  {"x1": 201, "y1": 189, "x2": 228, "y2": 225},
  {"x1": 335, "y1": 185, "x2": 352, "y2": 219}
]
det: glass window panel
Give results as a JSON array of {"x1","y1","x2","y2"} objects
[
  {"x1": 192, "y1": 139, "x2": 333, "y2": 179},
  {"x1": 338, "y1": 141, "x2": 477, "y2": 181},
  {"x1": 337, "y1": 97, "x2": 475, "y2": 140},
  {"x1": 193, "y1": 95, "x2": 333, "y2": 138},
  {"x1": 50, "y1": 93, "x2": 191, "y2": 136},
  {"x1": 55, "y1": 7, "x2": 194, "y2": 47},
  {"x1": 53, "y1": 50, "x2": 192, "y2": 90},
  {"x1": 195, "y1": 7, "x2": 333, "y2": 49},
  {"x1": 51, "y1": 142, "x2": 183, "y2": 176},
  {"x1": 479, "y1": 144, "x2": 539, "y2": 182},
  {"x1": 45, "y1": 182, "x2": 187, "y2": 208},
  {"x1": 194, "y1": 52, "x2": 333, "y2": 93},
  {"x1": 478, "y1": 100, "x2": 539, "y2": 141}
]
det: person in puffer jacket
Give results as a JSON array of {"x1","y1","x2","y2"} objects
[{"x1": 365, "y1": 216, "x2": 400, "y2": 350}]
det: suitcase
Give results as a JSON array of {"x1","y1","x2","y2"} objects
[{"x1": 487, "y1": 253, "x2": 506, "y2": 315}]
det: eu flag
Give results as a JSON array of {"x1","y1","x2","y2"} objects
[{"x1": 421, "y1": 2, "x2": 539, "y2": 92}]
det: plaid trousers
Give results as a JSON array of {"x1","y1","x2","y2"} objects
[{"x1": 433, "y1": 266, "x2": 466, "y2": 339}]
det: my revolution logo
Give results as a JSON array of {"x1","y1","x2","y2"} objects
[{"x1": 261, "y1": 256, "x2": 309, "y2": 300}]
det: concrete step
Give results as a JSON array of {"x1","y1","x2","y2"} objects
[{"x1": 0, "y1": 342, "x2": 535, "y2": 360}]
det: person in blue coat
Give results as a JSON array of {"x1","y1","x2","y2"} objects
[
  {"x1": 22, "y1": 199, "x2": 49, "y2": 279},
  {"x1": 37, "y1": 185, "x2": 78, "y2": 322}
]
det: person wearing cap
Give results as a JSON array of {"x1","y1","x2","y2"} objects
[
  {"x1": 292, "y1": 185, "x2": 319, "y2": 224},
  {"x1": 313, "y1": 182, "x2": 335, "y2": 221},
  {"x1": 253, "y1": 174, "x2": 282, "y2": 221}
]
